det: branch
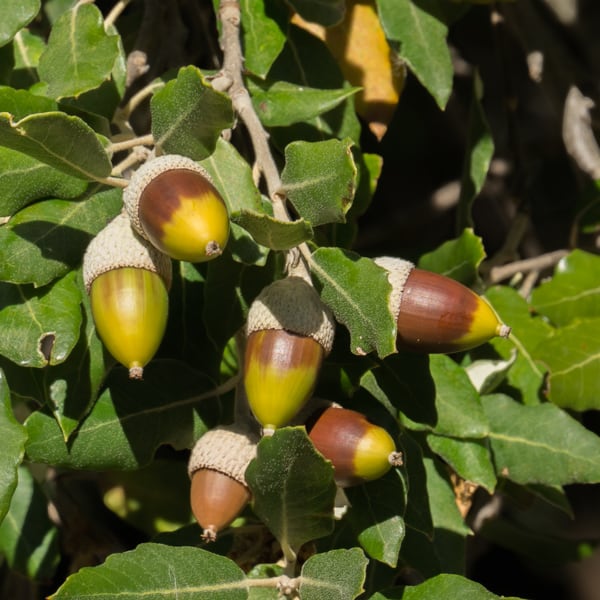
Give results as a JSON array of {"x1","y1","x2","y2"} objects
[
  {"x1": 213, "y1": 0, "x2": 312, "y2": 282},
  {"x1": 488, "y1": 249, "x2": 569, "y2": 284}
]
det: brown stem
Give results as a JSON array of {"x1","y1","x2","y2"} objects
[{"x1": 214, "y1": 0, "x2": 312, "y2": 281}]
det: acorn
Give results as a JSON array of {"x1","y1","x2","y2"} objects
[
  {"x1": 123, "y1": 154, "x2": 230, "y2": 262},
  {"x1": 83, "y1": 212, "x2": 171, "y2": 379},
  {"x1": 243, "y1": 276, "x2": 335, "y2": 434},
  {"x1": 375, "y1": 257, "x2": 510, "y2": 353},
  {"x1": 306, "y1": 405, "x2": 402, "y2": 487},
  {"x1": 188, "y1": 424, "x2": 259, "y2": 541}
]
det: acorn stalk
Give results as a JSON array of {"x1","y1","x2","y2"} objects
[
  {"x1": 244, "y1": 276, "x2": 335, "y2": 433},
  {"x1": 123, "y1": 154, "x2": 230, "y2": 262},
  {"x1": 188, "y1": 424, "x2": 259, "y2": 541},
  {"x1": 83, "y1": 212, "x2": 171, "y2": 379},
  {"x1": 375, "y1": 257, "x2": 510, "y2": 353},
  {"x1": 306, "y1": 405, "x2": 402, "y2": 487}
]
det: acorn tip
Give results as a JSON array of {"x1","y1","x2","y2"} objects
[
  {"x1": 129, "y1": 365, "x2": 144, "y2": 380},
  {"x1": 497, "y1": 324, "x2": 511, "y2": 339},
  {"x1": 388, "y1": 451, "x2": 404, "y2": 468},
  {"x1": 205, "y1": 241, "x2": 222, "y2": 257},
  {"x1": 262, "y1": 427, "x2": 275, "y2": 437},
  {"x1": 201, "y1": 526, "x2": 218, "y2": 543}
]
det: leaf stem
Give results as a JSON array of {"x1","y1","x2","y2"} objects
[
  {"x1": 107, "y1": 134, "x2": 155, "y2": 155},
  {"x1": 104, "y1": 0, "x2": 132, "y2": 30},
  {"x1": 96, "y1": 175, "x2": 129, "y2": 189}
]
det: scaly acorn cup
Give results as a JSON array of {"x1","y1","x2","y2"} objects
[
  {"x1": 244, "y1": 276, "x2": 335, "y2": 434},
  {"x1": 188, "y1": 424, "x2": 259, "y2": 542},
  {"x1": 83, "y1": 212, "x2": 172, "y2": 379},
  {"x1": 306, "y1": 405, "x2": 403, "y2": 487},
  {"x1": 123, "y1": 154, "x2": 230, "y2": 262},
  {"x1": 375, "y1": 257, "x2": 511, "y2": 353}
]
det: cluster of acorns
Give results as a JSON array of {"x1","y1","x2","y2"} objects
[{"x1": 82, "y1": 154, "x2": 511, "y2": 542}]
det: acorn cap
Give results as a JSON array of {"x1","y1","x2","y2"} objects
[
  {"x1": 83, "y1": 211, "x2": 172, "y2": 292},
  {"x1": 188, "y1": 424, "x2": 259, "y2": 485},
  {"x1": 123, "y1": 154, "x2": 215, "y2": 239},
  {"x1": 246, "y1": 277, "x2": 335, "y2": 354},
  {"x1": 373, "y1": 256, "x2": 414, "y2": 321}
]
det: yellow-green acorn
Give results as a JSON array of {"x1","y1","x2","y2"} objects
[
  {"x1": 375, "y1": 257, "x2": 510, "y2": 353},
  {"x1": 83, "y1": 212, "x2": 171, "y2": 379},
  {"x1": 123, "y1": 154, "x2": 230, "y2": 263},
  {"x1": 307, "y1": 405, "x2": 402, "y2": 487},
  {"x1": 188, "y1": 424, "x2": 259, "y2": 542},
  {"x1": 244, "y1": 276, "x2": 335, "y2": 434}
]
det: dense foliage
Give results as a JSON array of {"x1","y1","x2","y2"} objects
[{"x1": 1, "y1": 1, "x2": 599, "y2": 598}]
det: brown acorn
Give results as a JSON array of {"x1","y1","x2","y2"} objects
[
  {"x1": 123, "y1": 154, "x2": 230, "y2": 263},
  {"x1": 188, "y1": 424, "x2": 259, "y2": 541},
  {"x1": 243, "y1": 276, "x2": 335, "y2": 434},
  {"x1": 306, "y1": 405, "x2": 402, "y2": 487},
  {"x1": 83, "y1": 212, "x2": 172, "y2": 379},
  {"x1": 375, "y1": 257, "x2": 510, "y2": 353}
]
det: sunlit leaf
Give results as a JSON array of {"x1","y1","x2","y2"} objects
[
  {"x1": 151, "y1": 66, "x2": 234, "y2": 160},
  {"x1": 310, "y1": 248, "x2": 396, "y2": 357},
  {"x1": 50, "y1": 543, "x2": 248, "y2": 599},
  {"x1": 38, "y1": 3, "x2": 120, "y2": 99}
]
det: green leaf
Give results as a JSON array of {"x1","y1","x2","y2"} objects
[
  {"x1": 0, "y1": 0, "x2": 40, "y2": 47},
  {"x1": 0, "y1": 187, "x2": 122, "y2": 286},
  {"x1": 241, "y1": 0, "x2": 287, "y2": 78},
  {"x1": 456, "y1": 75, "x2": 495, "y2": 232},
  {"x1": 533, "y1": 318, "x2": 600, "y2": 411},
  {"x1": 12, "y1": 28, "x2": 46, "y2": 72},
  {"x1": 281, "y1": 138, "x2": 356, "y2": 226},
  {"x1": 310, "y1": 248, "x2": 396, "y2": 358},
  {"x1": 417, "y1": 228, "x2": 486, "y2": 287},
  {"x1": 345, "y1": 471, "x2": 406, "y2": 567},
  {"x1": 245, "y1": 427, "x2": 337, "y2": 555},
  {"x1": 231, "y1": 210, "x2": 313, "y2": 250},
  {"x1": 151, "y1": 66, "x2": 234, "y2": 160},
  {"x1": 24, "y1": 361, "x2": 221, "y2": 469},
  {"x1": 299, "y1": 548, "x2": 368, "y2": 600},
  {"x1": 268, "y1": 25, "x2": 361, "y2": 144},
  {"x1": 360, "y1": 354, "x2": 436, "y2": 429},
  {"x1": 377, "y1": 0, "x2": 453, "y2": 109},
  {"x1": 423, "y1": 453, "x2": 470, "y2": 574},
  {"x1": 0, "y1": 370, "x2": 27, "y2": 523},
  {"x1": 0, "y1": 86, "x2": 57, "y2": 118},
  {"x1": 0, "y1": 111, "x2": 112, "y2": 179},
  {"x1": 38, "y1": 3, "x2": 120, "y2": 99},
  {"x1": 401, "y1": 431, "x2": 434, "y2": 538},
  {"x1": 287, "y1": 0, "x2": 345, "y2": 26},
  {"x1": 0, "y1": 146, "x2": 88, "y2": 217},
  {"x1": 49, "y1": 543, "x2": 248, "y2": 599},
  {"x1": 482, "y1": 394, "x2": 600, "y2": 485},
  {"x1": 373, "y1": 573, "x2": 525, "y2": 600},
  {"x1": 0, "y1": 465, "x2": 59, "y2": 580},
  {"x1": 249, "y1": 78, "x2": 360, "y2": 127},
  {"x1": 0, "y1": 272, "x2": 81, "y2": 368},
  {"x1": 427, "y1": 434, "x2": 497, "y2": 492},
  {"x1": 43, "y1": 289, "x2": 110, "y2": 440},
  {"x1": 530, "y1": 250, "x2": 600, "y2": 327},
  {"x1": 486, "y1": 286, "x2": 554, "y2": 405},
  {"x1": 402, "y1": 354, "x2": 489, "y2": 438}
]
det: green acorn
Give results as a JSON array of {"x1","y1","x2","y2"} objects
[
  {"x1": 188, "y1": 424, "x2": 259, "y2": 541},
  {"x1": 375, "y1": 257, "x2": 510, "y2": 353},
  {"x1": 243, "y1": 277, "x2": 335, "y2": 434},
  {"x1": 123, "y1": 154, "x2": 230, "y2": 262},
  {"x1": 83, "y1": 212, "x2": 171, "y2": 379}
]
